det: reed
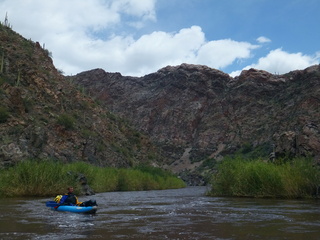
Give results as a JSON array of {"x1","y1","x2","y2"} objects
[
  {"x1": 209, "y1": 157, "x2": 320, "y2": 198},
  {"x1": 90, "y1": 167, "x2": 119, "y2": 192},
  {"x1": 0, "y1": 160, "x2": 74, "y2": 197},
  {"x1": 0, "y1": 160, "x2": 185, "y2": 197}
]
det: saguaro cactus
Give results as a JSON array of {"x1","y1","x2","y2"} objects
[
  {"x1": 16, "y1": 69, "x2": 21, "y2": 86},
  {"x1": 0, "y1": 51, "x2": 4, "y2": 73}
]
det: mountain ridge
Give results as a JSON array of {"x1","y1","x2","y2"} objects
[{"x1": 71, "y1": 63, "x2": 320, "y2": 176}]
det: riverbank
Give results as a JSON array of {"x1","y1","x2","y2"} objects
[
  {"x1": 0, "y1": 160, "x2": 186, "y2": 197},
  {"x1": 208, "y1": 157, "x2": 320, "y2": 199}
]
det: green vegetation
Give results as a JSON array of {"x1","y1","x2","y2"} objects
[
  {"x1": 230, "y1": 142, "x2": 272, "y2": 160},
  {"x1": 208, "y1": 157, "x2": 320, "y2": 198},
  {"x1": 0, "y1": 160, "x2": 185, "y2": 197},
  {"x1": 56, "y1": 113, "x2": 76, "y2": 130},
  {"x1": 0, "y1": 106, "x2": 9, "y2": 123}
]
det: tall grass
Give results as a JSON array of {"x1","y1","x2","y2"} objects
[
  {"x1": 209, "y1": 157, "x2": 320, "y2": 198},
  {"x1": 0, "y1": 160, "x2": 74, "y2": 197},
  {"x1": 0, "y1": 160, "x2": 185, "y2": 197}
]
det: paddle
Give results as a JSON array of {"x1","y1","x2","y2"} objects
[{"x1": 46, "y1": 201, "x2": 60, "y2": 207}]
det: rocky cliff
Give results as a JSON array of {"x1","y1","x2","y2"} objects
[
  {"x1": 2, "y1": 22, "x2": 320, "y2": 184},
  {"x1": 0, "y1": 23, "x2": 164, "y2": 168},
  {"x1": 71, "y1": 63, "x2": 320, "y2": 176}
]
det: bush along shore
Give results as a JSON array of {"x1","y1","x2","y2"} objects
[
  {"x1": 0, "y1": 160, "x2": 186, "y2": 197},
  {"x1": 208, "y1": 157, "x2": 320, "y2": 199}
]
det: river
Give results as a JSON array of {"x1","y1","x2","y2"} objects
[{"x1": 0, "y1": 186, "x2": 319, "y2": 239}]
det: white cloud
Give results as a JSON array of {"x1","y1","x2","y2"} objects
[
  {"x1": 118, "y1": 26, "x2": 204, "y2": 75},
  {"x1": 229, "y1": 70, "x2": 242, "y2": 77},
  {"x1": 195, "y1": 39, "x2": 259, "y2": 69},
  {"x1": 1, "y1": 1, "x2": 317, "y2": 77},
  {"x1": 1, "y1": 0, "x2": 259, "y2": 77},
  {"x1": 252, "y1": 48, "x2": 319, "y2": 73},
  {"x1": 0, "y1": 0, "x2": 159, "y2": 75},
  {"x1": 111, "y1": 0, "x2": 156, "y2": 21},
  {"x1": 230, "y1": 48, "x2": 319, "y2": 77},
  {"x1": 256, "y1": 36, "x2": 271, "y2": 43},
  {"x1": 68, "y1": 26, "x2": 258, "y2": 76},
  {"x1": 2, "y1": 0, "x2": 120, "y2": 39}
]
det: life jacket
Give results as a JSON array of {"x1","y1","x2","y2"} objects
[
  {"x1": 54, "y1": 195, "x2": 62, "y2": 203},
  {"x1": 59, "y1": 193, "x2": 81, "y2": 206},
  {"x1": 64, "y1": 193, "x2": 77, "y2": 205}
]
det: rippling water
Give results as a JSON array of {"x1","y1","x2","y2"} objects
[{"x1": 0, "y1": 186, "x2": 320, "y2": 239}]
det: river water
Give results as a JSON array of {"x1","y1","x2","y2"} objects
[{"x1": 0, "y1": 186, "x2": 319, "y2": 239}]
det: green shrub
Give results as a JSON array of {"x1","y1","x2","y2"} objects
[
  {"x1": 234, "y1": 143, "x2": 272, "y2": 160},
  {"x1": 57, "y1": 113, "x2": 75, "y2": 130},
  {"x1": 134, "y1": 164, "x2": 170, "y2": 177},
  {"x1": 0, "y1": 106, "x2": 9, "y2": 123},
  {"x1": 22, "y1": 98, "x2": 34, "y2": 113}
]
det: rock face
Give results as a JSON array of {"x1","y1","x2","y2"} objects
[
  {"x1": 0, "y1": 23, "x2": 164, "y2": 168},
  {"x1": 71, "y1": 64, "x2": 320, "y2": 173},
  {"x1": 2, "y1": 23, "x2": 320, "y2": 181}
]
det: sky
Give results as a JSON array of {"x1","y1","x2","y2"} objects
[{"x1": 0, "y1": 0, "x2": 319, "y2": 77}]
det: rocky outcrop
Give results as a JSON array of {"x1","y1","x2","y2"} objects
[
  {"x1": 274, "y1": 123, "x2": 320, "y2": 160},
  {"x1": 0, "y1": 22, "x2": 164, "y2": 168},
  {"x1": 71, "y1": 64, "x2": 320, "y2": 174}
]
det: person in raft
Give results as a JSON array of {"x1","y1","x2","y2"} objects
[{"x1": 54, "y1": 187, "x2": 97, "y2": 207}]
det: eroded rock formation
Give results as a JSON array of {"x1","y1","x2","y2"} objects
[{"x1": 71, "y1": 64, "x2": 320, "y2": 173}]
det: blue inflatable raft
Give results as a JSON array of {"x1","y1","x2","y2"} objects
[{"x1": 46, "y1": 201, "x2": 97, "y2": 214}]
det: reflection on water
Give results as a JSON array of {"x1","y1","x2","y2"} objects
[{"x1": 0, "y1": 187, "x2": 320, "y2": 239}]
